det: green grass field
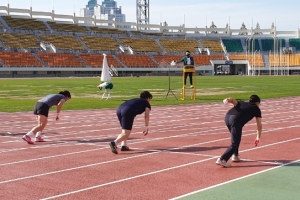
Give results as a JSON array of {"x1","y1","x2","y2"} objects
[{"x1": 0, "y1": 76, "x2": 299, "y2": 112}]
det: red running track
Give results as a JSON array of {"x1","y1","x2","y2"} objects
[{"x1": 1, "y1": 97, "x2": 300, "y2": 199}]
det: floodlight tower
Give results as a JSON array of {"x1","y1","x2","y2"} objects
[{"x1": 136, "y1": 0, "x2": 149, "y2": 30}]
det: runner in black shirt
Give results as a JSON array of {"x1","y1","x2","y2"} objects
[
  {"x1": 216, "y1": 95, "x2": 262, "y2": 167},
  {"x1": 109, "y1": 91, "x2": 152, "y2": 154}
]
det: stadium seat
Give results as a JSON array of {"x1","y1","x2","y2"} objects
[
  {"x1": 0, "y1": 52, "x2": 43, "y2": 67},
  {"x1": 78, "y1": 53, "x2": 122, "y2": 67},
  {"x1": 116, "y1": 54, "x2": 157, "y2": 67},
  {"x1": 39, "y1": 34, "x2": 85, "y2": 50},
  {"x1": 80, "y1": 36, "x2": 119, "y2": 51},
  {"x1": 289, "y1": 38, "x2": 300, "y2": 51},
  {"x1": 222, "y1": 39, "x2": 243, "y2": 52},
  {"x1": 200, "y1": 39, "x2": 224, "y2": 52},
  {"x1": 0, "y1": 33, "x2": 40, "y2": 49},
  {"x1": 158, "y1": 39, "x2": 199, "y2": 53},
  {"x1": 36, "y1": 52, "x2": 84, "y2": 67},
  {"x1": 2, "y1": 16, "x2": 49, "y2": 31},
  {"x1": 47, "y1": 21, "x2": 89, "y2": 32},
  {"x1": 119, "y1": 38, "x2": 162, "y2": 52}
]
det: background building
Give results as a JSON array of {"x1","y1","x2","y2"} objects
[
  {"x1": 79, "y1": 0, "x2": 97, "y2": 18},
  {"x1": 79, "y1": 0, "x2": 126, "y2": 24}
]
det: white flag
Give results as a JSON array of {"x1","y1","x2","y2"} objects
[{"x1": 101, "y1": 54, "x2": 111, "y2": 82}]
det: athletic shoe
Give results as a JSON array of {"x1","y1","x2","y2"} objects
[
  {"x1": 216, "y1": 158, "x2": 231, "y2": 168},
  {"x1": 35, "y1": 136, "x2": 44, "y2": 142},
  {"x1": 109, "y1": 141, "x2": 118, "y2": 154},
  {"x1": 121, "y1": 146, "x2": 130, "y2": 151},
  {"x1": 190, "y1": 85, "x2": 194, "y2": 88},
  {"x1": 231, "y1": 155, "x2": 241, "y2": 162},
  {"x1": 22, "y1": 135, "x2": 34, "y2": 145}
]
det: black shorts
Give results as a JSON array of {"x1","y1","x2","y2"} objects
[
  {"x1": 33, "y1": 102, "x2": 50, "y2": 117},
  {"x1": 117, "y1": 107, "x2": 135, "y2": 130}
]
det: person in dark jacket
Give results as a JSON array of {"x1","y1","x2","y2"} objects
[
  {"x1": 216, "y1": 95, "x2": 262, "y2": 167},
  {"x1": 109, "y1": 91, "x2": 152, "y2": 154},
  {"x1": 176, "y1": 50, "x2": 195, "y2": 88}
]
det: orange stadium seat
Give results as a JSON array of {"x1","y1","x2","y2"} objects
[
  {"x1": 116, "y1": 54, "x2": 157, "y2": 67},
  {"x1": 193, "y1": 55, "x2": 225, "y2": 65},
  {"x1": 269, "y1": 54, "x2": 300, "y2": 67},
  {"x1": 0, "y1": 52, "x2": 43, "y2": 67},
  {"x1": 230, "y1": 54, "x2": 264, "y2": 67},
  {"x1": 36, "y1": 52, "x2": 84, "y2": 67},
  {"x1": 78, "y1": 53, "x2": 122, "y2": 67},
  {"x1": 152, "y1": 55, "x2": 184, "y2": 67}
]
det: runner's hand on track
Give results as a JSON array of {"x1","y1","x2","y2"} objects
[
  {"x1": 254, "y1": 138, "x2": 259, "y2": 147},
  {"x1": 143, "y1": 126, "x2": 148, "y2": 136}
]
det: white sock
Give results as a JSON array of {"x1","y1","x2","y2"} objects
[
  {"x1": 36, "y1": 131, "x2": 42, "y2": 137},
  {"x1": 26, "y1": 131, "x2": 34, "y2": 137},
  {"x1": 121, "y1": 141, "x2": 127, "y2": 146}
]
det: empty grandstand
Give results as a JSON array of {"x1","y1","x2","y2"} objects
[{"x1": 0, "y1": 4, "x2": 300, "y2": 77}]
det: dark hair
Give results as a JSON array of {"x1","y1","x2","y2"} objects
[
  {"x1": 249, "y1": 94, "x2": 260, "y2": 103},
  {"x1": 59, "y1": 90, "x2": 71, "y2": 99},
  {"x1": 140, "y1": 91, "x2": 152, "y2": 99},
  {"x1": 186, "y1": 50, "x2": 190, "y2": 53}
]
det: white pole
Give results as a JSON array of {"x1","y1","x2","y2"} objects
[
  {"x1": 269, "y1": 50, "x2": 271, "y2": 76},
  {"x1": 160, "y1": 12, "x2": 162, "y2": 24},
  {"x1": 258, "y1": 50, "x2": 260, "y2": 76},
  {"x1": 254, "y1": 50, "x2": 256, "y2": 76},
  {"x1": 288, "y1": 53, "x2": 290, "y2": 76}
]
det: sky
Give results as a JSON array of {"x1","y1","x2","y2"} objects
[{"x1": 1, "y1": 0, "x2": 300, "y2": 31}]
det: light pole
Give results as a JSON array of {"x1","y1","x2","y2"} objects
[
  {"x1": 246, "y1": 36, "x2": 252, "y2": 76},
  {"x1": 253, "y1": 50, "x2": 257, "y2": 76}
]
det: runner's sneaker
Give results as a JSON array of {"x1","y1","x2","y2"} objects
[
  {"x1": 231, "y1": 155, "x2": 241, "y2": 162},
  {"x1": 190, "y1": 85, "x2": 194, "y2": 88},
  {"x1": 35, "y1": 136, "x2": 44, "y2": 142},
  {"x1": 216, "y1": 158, "x2": 231, "y2": 168},
  {"x1": 22, "y1": 135, "x2": 34, "y2": 145},
  {"x1": 109, "y1": 141, "x2": 118, "y2": 154},
  {"x1": 121, "y1": 146, "x2": 130, "y2": 151}
]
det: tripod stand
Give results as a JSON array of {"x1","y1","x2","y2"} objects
[{"x1": 165, "y1": 64, "x2": 178, "y2": 100}]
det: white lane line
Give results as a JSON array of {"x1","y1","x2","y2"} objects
[
  {"x1": 0, "y1": 125, "x2": 299, "y2": 166},
  {"x1": 1, "y1": 136, "x2": 298, "y2": 195},
  {"x1": 0, "y1": 151, "x2": 159, "y2": 185},
  {"x1": 170, "y1": 159, "x2": 300, "y2": 200},
  {"x1": 40, "y1": 157, "x2": 217, "y2": 200}
]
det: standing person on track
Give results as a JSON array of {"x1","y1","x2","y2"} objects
[
  {"x1": 22, "y1": 90, "x2": 71, "y2": 144},
  {"x1": 109, "y1": 91, "x2": 152, "y2": 154},
  {"x1": 216, "y1": 94, "x2": 262, "y2": 168},
  {"x1": 175, "y1": 50, "x2": 195, "y2": 88}
]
